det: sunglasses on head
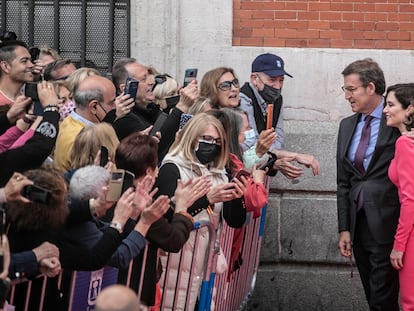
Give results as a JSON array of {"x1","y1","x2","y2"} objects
[{"x1": 154, "y1": 74, "x2": 173, "y2": 85}]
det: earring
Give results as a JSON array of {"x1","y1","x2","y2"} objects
[{"x1": 404, "y1": 113, "x2": 413, "y2": 129}]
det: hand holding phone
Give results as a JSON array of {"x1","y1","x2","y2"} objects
[
  {"x1": 150, "y1": 112, "x2": 168, "y2": 136},
  {"x1": 21, "y1": 184, "x2": 52, "y2": 204},
  {"x1": 106, "y1": 170, "x2": 135, "y2": 202},
  {"x1": 24, "y1": 82, "x2": 44, "y2": 116},
  {"x1": 183, "y1": 68, "x2": 198, "y2": 87},
  {"x1": 234, "y1": 169, "x2": 251, "y2": 180},
  {"x1": 124, "y1": 77, "x2": 139, "y2": 100}
]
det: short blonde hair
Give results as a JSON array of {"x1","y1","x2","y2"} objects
[
  {"x1": 70, "y1": 123, "x2": 119, "y2": 170},
  {"x1": 39, "y1": 46, "x2": 61, "y2": 61},
  {"x1": 66, "y1": 67, "x2": 101, "y2": 97},
  {"x1": 153, "y1": 75, "x2": 180, "y2": 107},
  {"x1": 188, "y1": 96, "x2": 212, "y2": 115},
  {"x1": 169, "y1": 113, "x2": 228, "y2": 169}
]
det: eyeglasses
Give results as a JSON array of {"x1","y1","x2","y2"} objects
[
  {"x1": 199, "y1": 135, "x2": 222, "y2": 146},
  {"x1": 341, "y1": 85, "x2": 364, "y2": 95},
  {"x1": 217, "y1": 79, "x2": 240, "y2": 91}
]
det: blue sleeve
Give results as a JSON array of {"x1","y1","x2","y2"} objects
[
  {"x1": 106, "y1": 230, "x2": 147, "y2": 269},
  {"x1": 9, "y1": 251, "x2": 39, "y2": 280}
]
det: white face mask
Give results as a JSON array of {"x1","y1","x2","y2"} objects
[{"x1": 243, "y1": 128, "x2": 257, "y2": 148}]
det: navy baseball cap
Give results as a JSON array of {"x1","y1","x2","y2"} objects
[{"x1": 251, "y1": 53, "x2": 292, "y2": 78}]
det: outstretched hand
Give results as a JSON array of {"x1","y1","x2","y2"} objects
[{"x1": 173, "y1": 176, "x2": 212, "y2": 212}]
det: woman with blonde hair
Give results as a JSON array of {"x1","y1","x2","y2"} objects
[
  {"x1": 156, "y1": 112, "x2": 248, "y2": 310},
  {"x1": 152, "y1": 74, "x2": 180, "y2": 113},
  {"x1": 69, "y1": 122, "x2": 119, "y2": 170},
  {"x1": 199, "y1": 67, "x2": 240, "y2": 109}
]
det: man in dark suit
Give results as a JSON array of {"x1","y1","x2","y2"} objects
[{"x1": 337, "y1": 58, "x2": 400, "y2": 310}]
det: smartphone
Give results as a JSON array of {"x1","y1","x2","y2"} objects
[
  {"x1": 179, "y1": 113, "x2": 193, "y2": 130},
  {"x1": 150, "y1": 111, "x2": 168, "y2": 136},
  {"x1": 106, "y1": 169, "x2": 135, "y2": 202},
  {"x1": 29, "y1": 47, "x2": 40, "y2": 62},
  {"x1": 31, "y1": 100, "x2": 44, "y2": 116},
  {"x1": 266, "y1": 103, "x2": 274, "y2": 129},
  {"x1": 234, "y1": 169, "x2": 251, "y2": 180},
  {"x1": 21, "y1": 184, "x2": 52, "y2": 205},
  {"x1": 100, "y1": 146, "x2": 109, "y2": 167},
  {"x1": 24, "y1": 82, "x2": 39, "y2": 101},
  {"x1": 124, "y1": 77, "x2": 139, "y2": 99},
  {"x1": 183, "y1": 68, "x2": 198, "y2": 87}
]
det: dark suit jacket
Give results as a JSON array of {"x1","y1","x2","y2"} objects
[{"x1": 336, "y1": 110, "x2": 400, "y2": 244}]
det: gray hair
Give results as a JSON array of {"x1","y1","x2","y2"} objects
[
  {"x1": 73, "y1": 87, "x2": 104, "y2": 110},
  {"x1": 69, "y1": 165, "x2": 110, "y2": 200}
]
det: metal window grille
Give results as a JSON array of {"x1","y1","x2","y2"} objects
[{"x1": 0, "y1": 0, "x2": 130, "y2": 76}]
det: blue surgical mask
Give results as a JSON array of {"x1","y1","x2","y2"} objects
[{"x1": 243, "y1": 129, "x2": 257, "y2": 149}]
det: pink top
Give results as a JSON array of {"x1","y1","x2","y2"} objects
[
  {"x1": 0, "y1": 126, "x2": 24, "y2": 152},
  {"x1": 10, "y1": 129, "x2": 35, "y2": 150},
  {"x1": 389, "y1": 135, "x2": 414, "y2": 252}
]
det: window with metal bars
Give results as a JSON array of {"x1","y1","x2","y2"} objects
[{"x1": 0, "y1": 0, "x2": 130, "y2": 76}]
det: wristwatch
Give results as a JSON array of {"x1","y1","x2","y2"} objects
[{"x1": 110, "y1": 221, "x2": 123, "y2": 233}]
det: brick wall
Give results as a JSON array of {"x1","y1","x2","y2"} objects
[{"x1": 233, "y1": 0, "x2": 414, "y2": 49}]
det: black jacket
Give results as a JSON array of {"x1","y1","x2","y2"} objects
[
  {"x1": 336, "y1": 110, "x2": 400, "y2": 244},
  {"x1": 0, "y1": 110, "x2": 60, "y2": 187}
]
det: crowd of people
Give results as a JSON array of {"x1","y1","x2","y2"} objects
[
  {"x1": 2, "y1": 28, "x2": 414, "y2": 311},
  {"x1": 0, "y1": 31, "x2": 320, "y2": 310}
]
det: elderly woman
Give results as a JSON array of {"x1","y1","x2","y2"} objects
[{"x1": 156, "y1": 112, "x2": 248, "y2": 310}]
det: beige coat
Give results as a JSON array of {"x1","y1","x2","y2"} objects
[{"x1": 158, "y1": 152, "x2": 228, "y2": 311}]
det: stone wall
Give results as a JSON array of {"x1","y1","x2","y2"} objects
[{"x1": 246, "y1": 121, "x2": 368, "y2": 310}]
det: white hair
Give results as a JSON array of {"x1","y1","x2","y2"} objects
[{"x1": 69, "y1": 165, "x2": 110, "y2": 200}]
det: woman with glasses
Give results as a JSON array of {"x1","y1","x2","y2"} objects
[
  {"x1": 200, "y1": 67, "x2": 240, "y2": 109},
  {"x1": 156, "y1": 112, "x2": 247, "y2": 310}
]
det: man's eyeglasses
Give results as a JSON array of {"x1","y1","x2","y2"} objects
[
  {"x1": 199, "y1": 135, "x2": 222, "y2": 146},
  {"x1": 217, "y1": 79, "x2": 240, "y2": 91},
  {"x1": 341, "y1": 85, "x2": 364, "y2": 95}
]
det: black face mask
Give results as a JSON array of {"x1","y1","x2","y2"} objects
[
  {"x1": 195, "y1": 141, "x2": 221, "y2": 164},
  {"x1": 258, "y1": 84, "x2": 281, "y2": 104},
  {"x1": 163, "y1": 95, "x2": 180, "y2": 114}
]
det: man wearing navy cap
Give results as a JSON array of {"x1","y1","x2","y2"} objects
[
  {"x1": 240, "y1": 53, "x2": 319, "y2": 179},
  {"x1": 240, "y1": 53, "x2": 291, "y2": 151}
]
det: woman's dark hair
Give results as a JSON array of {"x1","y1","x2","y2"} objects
[
  {"x1": 115, "y1": 133, "x2": 158, "y2": 178},
  {"x1": 6, "y1": 166, "x2": 69, "y2": 231},
  {"x1": 386, "y1": 83, "x2": 414, "y2": 130},
  {"x1": 0, "y1": 30, "x2": 17, "y2": 42},
  {"x1": 206, "y1": 108, "x2": 244, "y2": 172}
]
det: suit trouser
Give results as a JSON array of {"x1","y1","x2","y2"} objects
[{"x1": 353, "y1": 209, "x2": 400, "y2": 311}]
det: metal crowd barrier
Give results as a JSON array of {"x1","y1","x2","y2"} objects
[
  {"x1": 158, "y1": 206, "x2": 267, "y2": 311},
  {"x1": 4, "y1": 205, "x2": 267, "y2": 311}
]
